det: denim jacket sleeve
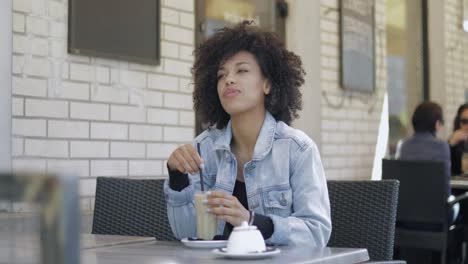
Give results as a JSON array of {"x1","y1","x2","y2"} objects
[
  {"x1": 163, "y1": 177, "x2": 196, "y2": 239},
  {"x1": 265, "y1": 143, "x2": 332, "y2": 246},
  {"x1": 163, "y1": 138, "x2": 217, "y2": 239}
]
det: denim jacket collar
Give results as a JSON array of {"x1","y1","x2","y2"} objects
[{"x1": 213, "y1": 111, "x2": 277, "y2": 160}]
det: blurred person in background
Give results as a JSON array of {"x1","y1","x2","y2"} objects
[
  {"x1": 397, "y1": 101, "x2": 458, "y2": 223},
  {"x1": 448, "y1": 103, "x2": 468, "y2": 176}
]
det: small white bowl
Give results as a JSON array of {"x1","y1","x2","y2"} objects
[{"x1": 226, "y1": 221, "x2": 266, "y2": 254}]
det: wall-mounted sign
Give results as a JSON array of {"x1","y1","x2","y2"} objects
[
  {"x1": 68, "y1": 0, "x2": 160, "y2": 65},
  {"x1": 340, "y1": 0, "x2": 375, "y2": 93}
]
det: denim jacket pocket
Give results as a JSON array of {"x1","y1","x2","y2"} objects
[{"x1": 263, "y1": 189, "x2": 292, "y2": 217}]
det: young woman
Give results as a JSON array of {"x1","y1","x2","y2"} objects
[
  {"x1": 164, "y1": 21, "x2": 331, "y2": 246},
  {"x1": 448, "y1": 103, "x2": 468, "y2": 175}
]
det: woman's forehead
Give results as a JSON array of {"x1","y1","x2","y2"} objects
[
  {"x1": 218, "y1": 51, "x2": 257, "y2": 69},
  {"x1": 461, "y1": 110, "x2": 468, "y2": 118}
]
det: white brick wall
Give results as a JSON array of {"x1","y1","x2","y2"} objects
[
  {"x1": 92, "y1": 85, "x2": 128, "y2": 104},
  {"x1": 119, "y1": 70, "x2": 147, "y2": 88},
  {"x1": 179, "y1": 77, "x2": 193, "y2": 93},
  {"x1": 12, "y1": 138, "x2": 24, "y2": 156},
  {"x1": 164, "y1": 127, "x2": 194, "y2": 142},
  {"x1": 70, "y1": 141, "x2": 109, "y2": 158},
  {"x1": 179, "y1": 13, "x2": 195, "y2": 29},
  {"x1": 161, "y1": 41, "x2": 179, "y2": 58},
  {"x1": 111, "y1": 142, "x2": 145, "y2": 158},
  {"x1": 179, "y1": 45, "x2": 194, "y2": 61},
  {"x1": 13, "y1": 35, "x2": 27, "y2": 53},
  {"x1": 164, "y1": 59, "x2": 192, "y2": 77},
  {"x1": 13, "y1": 13, "x2": 25, "y2": 33},
  {"x1": 48, "y1": 120, "x2": 89, "y2": 138},
  {"x1": 12, "y1": 159, "x2": 46, "y2": 172},
  {"x1": 70, "y1": 102, "x2": 109, "y2": 121},
  {"x1": 162, "y1": 8, "x2": 179, "y2": 25},
  {"x1": 47, "y1": 160, "x2": 89, "y2": 177},
  {"x1": 164, "y1": 93, "x2": 192, "y2": 109},
  {"x1": 147, "y1": 143, "x2": 178, "y2": 159},
  {"x1": 54, "y1": 81, "x2": 90, "y2": 100},
  {"x1": 110, "y1": 105, "x2": 146, "y2": 123},
  {"x1": 130, "y1": 160, "x2": 163, "y2": 176},
  {"x1": 179, "y1": 111, "x2": 195, "y2": 126},
  {"x1": 91, "y1": 160, "x2": 127, "y2": 177},
  {"x1": 129, "y1": 124, "x2": 163, "y2": 141},
  {"x1": 25, "y1": 139, "x2": 68, "y2": 157},
  {"x1": 163, "y1": 0, "x2": 194, "y2": 12},
  {"x1": 24, "y1": 57, "x2": 50, "y2": 77},
  {"x1": 13, "y1": 0, "x2": 31, "y2": 13},
  {"x1": 148, "y1": 73, "x2": 178, "y2": 91},
  {"x1": 130, "y1": 90, "x2": 163, "y2": 107},
  {"x1": 164, "y1": 25, "x2": 194, "y2": 45},
  {"x1": 12, "y1": 97, "x2": 24, "y2": 116},
  {"x1": 26, "y1": 16, "x2": 48, "y2": 36},
  {"x1": 13, "y1": 77, "x2": 47, "y2": 97},
  {"x1": 25, "y1": 99, "x2": 68, "y2": 118},
  {"x1": 90, "y1": 123, "x2": 128, "y2": 140},
  {"x1": 12, "y1": 118, "x2": 46, "y2": 137},
  {"x1": 148, "y1": 108, "x2": 178, "y2": 125},
  {"x1": 11, "y1": 0, "x2": 196, "y2": 213},
  {"x1": 80, "y1": 179, "x2": 96, "y2": 197},
  {"x1": 444, "y1": 0, "x2": 468, "y2": 133}
]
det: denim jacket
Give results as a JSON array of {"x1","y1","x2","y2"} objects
[{"x1": 164, "y1": 112, "x2": 331, "y2": 246}]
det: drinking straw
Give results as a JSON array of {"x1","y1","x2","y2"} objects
[{"x1": 197, "y1": 142, "x2": 205, "y2": 192}]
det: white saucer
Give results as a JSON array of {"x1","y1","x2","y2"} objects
[
  {"x1": 181, "y1": 238, "x2": 228, "y2": 249},
  {"x1": 212, "y1": 247, "x2": 281, "y2": 259}
]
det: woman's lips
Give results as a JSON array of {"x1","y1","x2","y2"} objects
[{"x1": 224, "y1": 88, "x2": 240, "y2": 98}]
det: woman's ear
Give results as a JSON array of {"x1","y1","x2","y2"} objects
[{"x1": 263, "y1": 80, "x2": 271, "y2": 95}]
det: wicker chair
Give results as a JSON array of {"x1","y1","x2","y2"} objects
[
  {"x1": 382, "y1": 159, "x2": 468, "y2": 264},
  {"x1": 327, "y1": 180, "x2": 402, "y2": 263},
  {"x1": 92, "y1": 177, "x2": 176, "y2": 241}
]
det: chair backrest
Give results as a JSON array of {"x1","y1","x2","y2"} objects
[
  {"x1": 382, "y1": 159, "x2": 448, "y2": 227},
  {"x1": 327, "y1": 180, "x2": 399, "y2": 261},
  {"x1": 92, "y1": 177, "x2": 176, "y2": 241}
]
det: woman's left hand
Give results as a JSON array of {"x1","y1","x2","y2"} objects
[{"x1": 205, "y1": 190, "x2": 250, "y2": 227}]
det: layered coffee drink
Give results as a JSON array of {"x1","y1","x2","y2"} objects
[{"x1": 194, "y1": 192, "x2": 218, "y2": 240}]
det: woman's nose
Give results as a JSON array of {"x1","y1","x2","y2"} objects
[{"x1": 225, "y1": 72, "x2": 235, "y2": 84}]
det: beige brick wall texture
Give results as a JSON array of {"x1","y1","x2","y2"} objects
[
  {"x1": 319, "y1": 0, "x2": 387, "y2": 180},
  {"x1": 11, "y1": 0, "x2": 195, "y2": 212},
  {"x1": 445, "y1": 0, "x2": 468, "y2": 133}
]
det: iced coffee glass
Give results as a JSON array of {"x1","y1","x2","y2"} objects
[{"x1": 194, "y1": 191, "x2": 218, "y2": 240}]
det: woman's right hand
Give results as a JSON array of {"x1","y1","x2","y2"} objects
[
  {"x1": 167, "y1": 144, "x2": 204, "y2": 174},
  {"x1": 449, "y1": 129, "x2": 468, "y2": 146}
]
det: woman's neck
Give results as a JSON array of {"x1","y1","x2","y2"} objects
[{"x1": 230, "y1": 110, "x2": 266, "y2": 154}]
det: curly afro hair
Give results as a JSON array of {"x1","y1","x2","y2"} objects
[{"x1": 192, "y1": 21, "x2": 305, "y2": 129}]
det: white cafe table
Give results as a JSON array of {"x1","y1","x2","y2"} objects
[
  {"x1": 451, "y1": 175, "x2": 468, "y2": 190},
  {"x1": 2, "y1": 234, "x2": 369, "y2": 264},
  {"x1": 83, "y1": 237, "x2": 369, "y2": 264},
  {"x1": 1, "y1": 233, "x2": 154, "y2": 263}
]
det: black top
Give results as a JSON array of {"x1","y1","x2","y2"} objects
[
  {"x1": 450, "y1": 141, "x2": 464, "y2": 176},
  {"x1": 168, "y1": 166, "x2": 274, "y2": 239}
]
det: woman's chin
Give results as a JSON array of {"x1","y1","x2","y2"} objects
[{"x1": 221, "y1": 104, "x2": 245, "y2": 116}]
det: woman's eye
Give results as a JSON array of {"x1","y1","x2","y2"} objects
[
  {"x1": 217, "y1": 74, "x2": 224, "y2": 80},
  {"x1": 238, "y1": 69, "x2": 248, "y2": 73}
]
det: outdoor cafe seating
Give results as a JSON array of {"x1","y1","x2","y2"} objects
[
  {"x1": 383, "y1": 159, "x2": 468, "y2": 264},
  {"x1": 92, "y1": 177, "x2": 176, "y2": 241}
]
